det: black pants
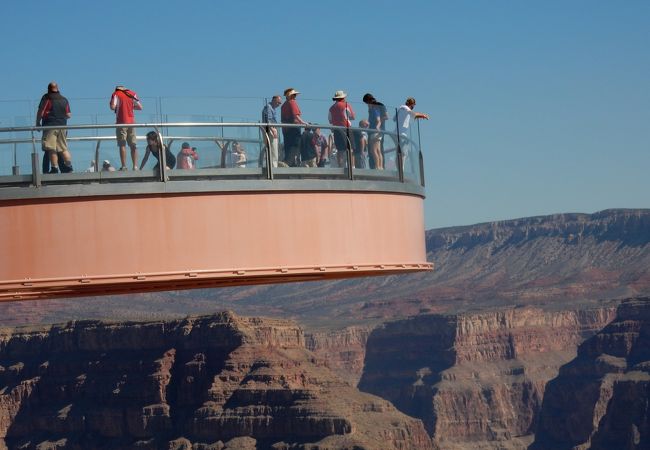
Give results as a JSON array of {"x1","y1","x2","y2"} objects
[
  {"x1": 282, "y1": 128, "x2": 301, "y2": 167},
  {"x1": 42, "y1": 152, "x2": 65, "y2": 173}
]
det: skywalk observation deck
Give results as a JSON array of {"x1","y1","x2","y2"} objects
[{"x1": 0, "y1": 122, "x2": 432, "y2": 301}]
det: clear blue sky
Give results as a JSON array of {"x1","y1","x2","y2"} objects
[{"x1": 1, "y1": 1, "x2": 648, "y2": 229}]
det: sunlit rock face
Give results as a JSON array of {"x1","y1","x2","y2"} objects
[
  {"x1": 531, "y1": 297, "x2": 650, "y2": 450},
  {"x1": 0, "y1": 312, "x2": 432, "y2": 450}
]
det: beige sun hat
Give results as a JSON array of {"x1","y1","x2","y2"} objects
[
  {"x1": 284, "y1": 88, "x2": 300, "y2": 97},
  {"x1": 332, "y1": 90, "x2": 347, "y2": 100}
]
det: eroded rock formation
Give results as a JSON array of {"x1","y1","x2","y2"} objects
[
  {"x1": 531, "y1": 297, "x2": 650, "y2": 450},
  {"x1": 0, "y1": 312, "x2": 432, "y2": 450},
  {"x1": 358, "y1": 306, "x2": 616, "y2": 449},
  {"x1": 305, "y1": 326, "x2": 371, "y2": 386}
]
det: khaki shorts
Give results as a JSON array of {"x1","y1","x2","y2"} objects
[
  {"x1": 42, "y1": 129, "x2": 68, "y2": 153},
  {"x1": 116, "y1": 127, "x2": 137, "y2": 147}
]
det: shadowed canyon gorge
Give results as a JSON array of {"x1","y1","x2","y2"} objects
[{"x1": 1, "y1": 208, "x2": 649, "y2": 449}]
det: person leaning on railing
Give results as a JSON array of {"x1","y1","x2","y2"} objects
[
  {"x1": 395, "y1": 97, "x2": 429, "y2": 171},
  {"x1": 140, "y1": 131, "x2": 176, "y2": 171},
  {"x1": 35, "y1": 82, "x2": 74, "y2": 174}
]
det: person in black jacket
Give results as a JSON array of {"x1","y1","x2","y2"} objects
[{"x1": 36, "y1": 82, "x2": 73, "y2": 173}]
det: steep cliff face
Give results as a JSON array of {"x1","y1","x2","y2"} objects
[
  {"x1": 358, "y1": 306, "x2": 616, "y2": 449},
  {"x1": 531, "y1": 297, "x2": 650, "y2": 450},
  {"x1": 305, "y1": 326, "x2": 371, "y2": 386},
  {"x1": 0, "y1": 312, "x2": 432, "y2": 450}
]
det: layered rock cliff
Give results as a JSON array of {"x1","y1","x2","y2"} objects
[
  {"x1": 0, "y1": 312, "x2": 432, "y2": 450},
  {"x1": 357, "y1": 306, "x2": 616, "y2": 449},
  {"x1": 531, "y1": 297, "x2": 650, "y2": 450},
  {"x1": 305, "y1": 326, "x2": 371, "y2": 386}
]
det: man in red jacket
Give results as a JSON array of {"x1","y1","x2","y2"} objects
[{"x1": 109, "y1": 85, "x2": 142, "y2": 170}]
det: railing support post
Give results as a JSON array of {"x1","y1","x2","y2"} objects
[
  {"x1": 417, "y1": 120, "x2": 425, "y2": 187},
  {"x1": 94, "y1": 140, "x2": 101, "y2": 173},
  {"x1": 154, "y1": 127, "x2": 167, "y2": 182},
  {"x1": 346, "y1": 127, "x2": 354, "y2": 181},
  {"x1": 30, "y1": 131, "x2": 41, "y2": 187},
  {"x1": 395, "y1": 109, "x2": 404, "y2": 183},
  {"x1": 260, "y1": 126, "x2": 273, "y2": 180}
]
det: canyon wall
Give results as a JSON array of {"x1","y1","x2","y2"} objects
[
  {"x1": 531, "y1": 297, "x2": 650, "y2": 450},
  {"x1": 358, "y1": 306, "x2": 616, "y2": 449},
  {"x1": 0, "y1": 312, "x2": 432, "y2": 450},
  {"x1": 305, "y1": 326, "x2": 371, "y2": 386}
]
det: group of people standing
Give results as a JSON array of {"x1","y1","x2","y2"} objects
[
  {"x1": 36, "y1": 83, "x2": 145, "y2": 173},
  {"x1": 34, "y1": 81, "x2": 428, "y2": 174},
  {"x1": 261, "y1": 88, "x2": 429, "y2": 170}
]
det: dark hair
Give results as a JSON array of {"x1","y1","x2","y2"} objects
[
  {"x1": 146, "y1": 131, "x2": 158, "y2": 141},
  {"x1": 362, "y1": 93, "x2": 375, "y2": 103}
]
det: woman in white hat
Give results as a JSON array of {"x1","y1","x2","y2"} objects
[
  {"x1": 280, "y1": 88, "x2": 307, "y2": 166},
  {"x1": 328, "y1": 90, "x2": 356, "y2": 168}
]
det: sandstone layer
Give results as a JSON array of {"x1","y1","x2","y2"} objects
[
  {"x1": 357, "y1": 306, "x2": 616, "y2": 449},
  {"x1": 0, "y1": 312, "x2": 432, "y2": 450},
  {"x1": 531, "y1": 297, "x2": 650, "y2": 450},
  {"x1": 305, "y1": 326, "x2": 371, "y2": 386}
]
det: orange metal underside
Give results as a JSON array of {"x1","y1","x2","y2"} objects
[{"x1": 1, "y1": 191, "x2": 431, "y2": 301}]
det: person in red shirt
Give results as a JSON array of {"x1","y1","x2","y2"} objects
[
  {"x1": 109, "y1": 86, "x2": 142, "y2": 170},
  {"x1": 177, "y1": 142, "x2": 199, "y2": 170},
  {"x1": 328, "y1": 90, "x2": 356, "y2": 168},
  {"x1": 280, "y1": 88, "x2": 307, "y2": 167}
]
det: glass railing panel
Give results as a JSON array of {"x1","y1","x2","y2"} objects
[
  {"x1": 0, "y1": 121, "x2": 424, "y2": 189},
  {"x1": 401, "y1": 125, "x2": 420, "y2": 182},
  {"x1": 0, "y1": 142, "x2": 33, "y2": 177}
]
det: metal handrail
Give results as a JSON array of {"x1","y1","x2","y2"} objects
[{"x1": 0, "y1": 122, "x2": 424, "y2": 188}]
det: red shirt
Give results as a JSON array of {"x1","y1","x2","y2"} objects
[
  {"x1": 110, "y1": 89, "x2": 140, "y2": 124},
  {"x1": 281, "y1": 99, "x2": 301, "y2": 124},
  {"x1": 328, "y1": 101, "x2": 355, "y2": 127}
]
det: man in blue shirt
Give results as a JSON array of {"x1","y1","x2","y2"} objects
[{"x1": 261, "y1": 95, "x2": 282, "y2": 167}]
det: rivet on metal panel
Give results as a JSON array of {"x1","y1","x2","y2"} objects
[
  {"x1": 22, "y1": 282, "x2": 33, "y2": 287},
  {"x1": 187, "y1": 273, "x2": 198, "y2": 278},
  {"x1": 379, "y1": 265, "x2": 386, "y2": 269},
  {"x1": 280, "y1": 268, "x2": 289, "y2": 273},
  {"x1": 136, "y1": 276, "x2": 146, "y2": 280},
  {"x1": 352, "y1": 266, "x2": 359, "y2": 270},
  {"x1": 80, "y1": 279, "x2": 91, "y2": 284},
  {"x1": 236, "y1": 270, "x2": 246, "y2": 275},
  {"x1": 319, "y1": 267, "x2": 326, "y2": 272}
]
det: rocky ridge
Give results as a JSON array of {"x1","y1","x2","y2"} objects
[
  {"x1": 358, "y1": 306, "x2": 617, "y2": 449},
  {"x1": 531, "y1": 297, "x2": 650, "y2": 450},
  {"x1": 0, "y1": 312, "x2": 432, "y2": 450}
]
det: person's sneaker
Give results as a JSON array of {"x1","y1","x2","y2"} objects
[
  {"x1": 48, "y1": 167, "x2": 59, "y2": 174},
  {"x1": 132, "y1": 166, "x2": 139, "y2": 171},
  {"x1": 119, "y1": 166, "x2": 128, "y2": 171},
  {"x1": 61, "y1": 163, "x2": 73, "y2": 173}
]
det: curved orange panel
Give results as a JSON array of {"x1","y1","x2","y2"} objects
[{"x1": 0, "y1": 191, "x2": 431, "y2": 301}]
